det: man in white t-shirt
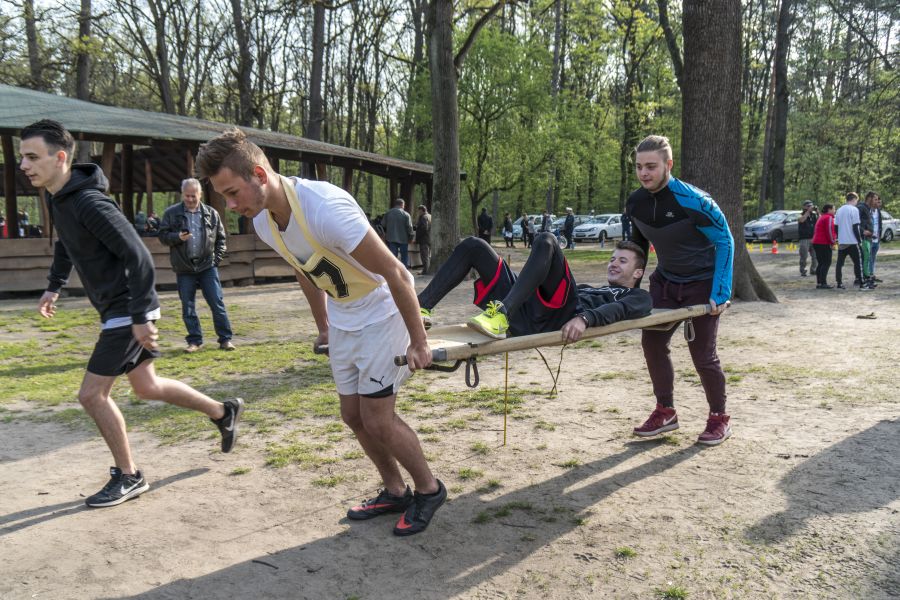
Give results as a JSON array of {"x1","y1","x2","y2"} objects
[
  {"x1": 196, "y1": 129, "x2": 446, "y2": 536},
  {"x1": 833, "y1": 192, "x2": 864, "y2": 289}
]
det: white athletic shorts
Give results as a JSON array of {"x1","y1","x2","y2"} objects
[{"x1": 328, "y1": 310, "x2": 412, "y2": 397}]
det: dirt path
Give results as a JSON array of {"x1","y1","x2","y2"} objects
[{"x1": 1, "y1": 246, "x2": 898, "y2": 599}]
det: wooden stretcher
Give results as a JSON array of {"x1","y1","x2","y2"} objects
[{"x1": 392, "y1": 304, "x2": 712, "y2": 386}]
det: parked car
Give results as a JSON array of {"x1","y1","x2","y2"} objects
[
  {"x1": 572, "y1": 214, "x2": 623, "y2": 242},
  {"x1": 743, "y1": 210, "x2": 802, "y2": 242},
  {"x1": 880, "y1": 211, "x2": 897, "y2": 242}
]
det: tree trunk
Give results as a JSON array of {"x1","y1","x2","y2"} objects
[
  {"x1": 427, "y1": 0, "x2": 460, "y2": 272},
  {"x1": 230, "y1": 0, "x2": 254, "y2": 126},
  {"x1": 544, "y1": 0, "x2": 562, "y2": 213},
  {"x1": 770, "y1": 0, "x2": 793, "y2": 211},
  {"x1": 24, "y1": 0, "x2": 44, "y2": 91},
  {"x1": 682, "y1": 0, "x2": 776, "y2": 302},
  {"x1": 307, "y1": 1, "x2": 326, "y2": 142},
  {"x1": 656, "y1": 0, "x2": 683, "y2": 89},
  {"x1": 75, "y1": 0, "x2": 92, "y2": 162}
]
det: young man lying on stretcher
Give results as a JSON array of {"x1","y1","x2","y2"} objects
[{"x1": 418, "y1": 233, "x2": 652, "y2": 342}]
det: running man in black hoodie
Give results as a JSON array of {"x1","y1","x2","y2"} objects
[
  {"x1": 20, "y1": 120, "x2": 244, "y2": 508},
  {"x1": 418, "y1": 233, "x2": 651, "y2": 341}
]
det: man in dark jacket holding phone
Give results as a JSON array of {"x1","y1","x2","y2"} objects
[{"x1": 159, "y1": 179, "x2": 235, "y2": 352}]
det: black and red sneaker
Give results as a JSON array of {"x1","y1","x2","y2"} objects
[
  {"x1": 393, "y1": 479, "x2": 447, "y2": 536},
  {"x1": 347, "y1": 486, "x2": 413, "y2": 520}
]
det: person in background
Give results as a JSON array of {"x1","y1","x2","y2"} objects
[
  {"x1": 811, "y1": 203, "x2": 836, "y2": 289},
  {"x1": 477, "y1": 207, "x2": 493, "y2": 245},
  {"x1": 415, "y1": 204, "x2": 432, "y2": 273},
  {"x1": 797, "y1": 200, "x2": 818, "y2": 277},
  {"x1": 146, "y1": 211, "x2": 160, "y2": 236},
  {"x1": 563, "y1": 207, "x2": 576, "y2": 250},
  {"x1": 834, "y1": 192, "x2": 864, "y2": 290},
  {"x1": 865, "y1": 192, "x2": 883, "y2": 283},
  {"x1": 502, "y1": 212, "x2": 515, "y2": 248},
  {"x1": 856, "y1": 193, "x2": 876, "y2": 289},
  {"x1": 158, "y1": 178, "x2": 235, "y2": 353},
  {"x1": 134, "y1": 210, "x2": 148, "y2": 236},
  {"x1": 540, "y1": 210, "x2": 552, "y2": 233},
  {"x1": 519, "y1": 212, "x2": 528, "y2": 247},
  {"x1": 384, "y1": 198, "x2": 414, "y2": 267},
  {"x1": 621, "y1": 206, "x2": 632, "y2": 241}
]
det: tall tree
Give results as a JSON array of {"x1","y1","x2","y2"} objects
[
  {"x1": 682, "y1": 0, "x2": 776, "y2": 302},
  {"x1": 427, "y1": 0, "x2": 507, "y2": 272},
  {"x1": 306, "y1": 0, "x2": 325, "y2": 142},
  {"x1": 23, "y1": 0, "x2": 44, "y2": 91}
]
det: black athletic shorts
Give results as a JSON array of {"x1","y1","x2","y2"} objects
[
  {"x1": 472, "y1": 258, "x2": 579, "y2": 337},
  {"x1": 86, "y1": 325, "x2": 160, "y2": 377}
]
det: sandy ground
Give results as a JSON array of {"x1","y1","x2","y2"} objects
[{"x1": 1, "y1": 245, "x2": 898, "y2": 600}]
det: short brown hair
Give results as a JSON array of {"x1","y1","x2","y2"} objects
[
  {"x1": 635, "y1": 135, "x2": 673, "y2": 162},
  {"x1": 846, "y1": 192, "x2": 859, "y2": 203},
  {"x1": 615, "y1": 240, "x2": 647, "y2": 269},
  {"x1": 195, "y1": 128, "x2": 271, "y2": 181}
]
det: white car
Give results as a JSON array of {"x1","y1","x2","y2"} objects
[{"x1": 572, "y1": 214, "x2": 623, "y2": 242}]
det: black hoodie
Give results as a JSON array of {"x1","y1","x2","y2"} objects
[{"x1": 46, "y1": 164, "x2": 159, "y2": 324}]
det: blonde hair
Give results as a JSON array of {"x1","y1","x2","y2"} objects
[
  {"x1": 635, "y1": 135, "x2": 673, "y2": 162},
  {"x1": 195, "y1": 128, "x2": 271, "y2": 180}
]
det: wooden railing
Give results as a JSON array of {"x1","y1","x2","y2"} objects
[{"x1": 0, "y1": 235, "x2": 422, "y2": 293}]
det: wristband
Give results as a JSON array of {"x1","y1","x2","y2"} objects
[{"x1": 578, "y1": 314, "x2": 590, "y2": 327}]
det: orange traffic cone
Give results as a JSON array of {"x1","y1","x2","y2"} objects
[{"x1": 771, "y1": 239, "x2": 778, "y2": 254}]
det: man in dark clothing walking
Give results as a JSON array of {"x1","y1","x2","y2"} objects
[
  {"x1": 415, "y1": 205, "x2": 432, "y2": 273},
  {"x1": 563, "y1": 207, "x2": 576, "y2": 249},
  {"x1": 21, "y1": 120, "x2": 243, "y2": 508},
  {"x1": 627, "y1": 135, "x2": 734, "y2": 446},
  {"x1": 477, "y1": 207, "x2": 493, "y2": 245},
  {"x1": 797, "y1": 200, "x2": 818, "y2": 277},
  {"x1": 159, "y1": 178, "x2": 235, "y2": 352}
]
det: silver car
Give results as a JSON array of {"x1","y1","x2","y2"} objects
[
  {"x1": 744, "y1": 210, "x2": 802, "y2": 242},
  {"x1": 880, "y1": 211, "x2": 896, "y2": 242}
]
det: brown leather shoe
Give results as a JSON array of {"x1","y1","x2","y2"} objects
[
  {"x1": 185, "y1": 344, "x2": 201, "y2": 353},
  {"x1": 219, "y1": 341, "x2": 236, "y2": 351}
]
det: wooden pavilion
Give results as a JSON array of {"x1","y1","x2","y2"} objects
[{"x1": 0, "y1": 84, "x2": 443, "y2": 292}]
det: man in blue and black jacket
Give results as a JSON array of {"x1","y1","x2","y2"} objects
[
  {"x1": 626, "y1": 135, "x2": 734, "y2": 446},
  {"x1": 21, "y1": 119, "x2": 243, "y2": 509}
]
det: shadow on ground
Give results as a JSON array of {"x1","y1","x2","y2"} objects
[
  {"x1": 746, "y1": 419, "x2": 900, "y2": 598},
  {"x1": 110, "y1": 442, "x2": 705, "y2": 599},
  {"x1": 0, "y1": 468, "x2": 208, "y2": 538}
]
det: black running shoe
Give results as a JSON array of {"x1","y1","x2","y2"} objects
[
  {"x1": 212, "y1": 398, "x2": 244, "y2": 453},
  {"x1": 85, "y1": 467, "x2": 149, "y2": 508},
  {"x1": 393, "y1": 479, "x2": 447, "y2": 536},
  {"x1": 347, "y1": 486, "x2": 413, "y2": 520}
]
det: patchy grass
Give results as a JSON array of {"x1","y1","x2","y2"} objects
[
  {"x1": 458, "y1": 467, "x2": 484, "y2": 481},
  {"x1": 615, "y1": 546, "x2": 637, "y2": 559}
]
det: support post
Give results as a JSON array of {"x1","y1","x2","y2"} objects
[
  {"x1": 342, "y1": 166, "x2": 353, "y2": 192},
  {"x1": 145, "y1": 157, "x2": 154, "y2": 216},
  {"x1": 121, "y1": 144, "x2": 134, "y2": 222},
  {"x1": 2, "y1": 135, "x2": 20, "y2": 238}
]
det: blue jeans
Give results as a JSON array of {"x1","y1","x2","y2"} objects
[
  {"x1": 387, "y1": 241, "x2": 409, "y2": 267},
  {"x1": 176, "y1": 267, "x2": 233, "y2": 345},
  {"x1": 869, "y1": 242, "x2": 880, "y2": 276}
]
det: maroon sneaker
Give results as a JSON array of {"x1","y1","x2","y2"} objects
[
  {"x1": 633, "y1": 403, "x2": 679, "y2": 437},
  {"x1": 347, "y1": 486, "x2": 413, "y2": 520},
  {"x1": 697, "y1": 413, "x2": 732, "y2": 446}
]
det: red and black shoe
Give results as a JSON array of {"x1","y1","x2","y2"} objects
[
  {"x1": 393, "y1": 479, "x2": 447, "y2": 536},
  {"x1": 633, "y1": 403, "x2": 678, "y2": 438},
  {"x1": 346, "y1": 486, "x2": 413, "y2": 520}
]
